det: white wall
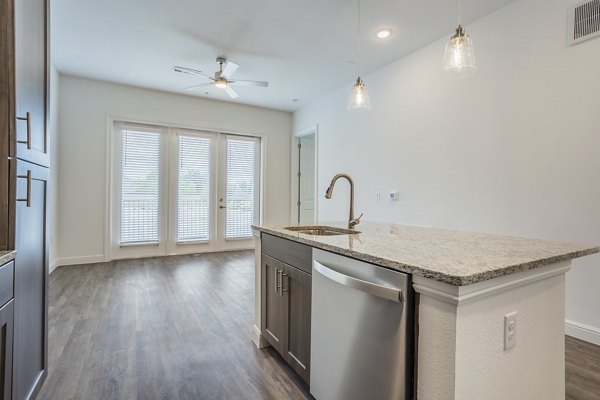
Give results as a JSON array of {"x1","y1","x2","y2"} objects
[
  {"x1": 294, "y1": 0, "x2": 600, "y2": 342},
  {"x1": 48, "y1": 65, "x2": 60, "y2": 272},
  {"x1": 56, "y1": 75, "x2": 292, "y2": 265}
]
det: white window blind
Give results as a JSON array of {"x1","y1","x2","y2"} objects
[
  {"x1": 177, "y1": 135, "x2": 213, "y2": 242},
  {"x1": 225, "y1": 137, "x2": 258, "y2": 238},
  {"x1": 120, "y1": 127, "x2": 161, "y2": 244}
]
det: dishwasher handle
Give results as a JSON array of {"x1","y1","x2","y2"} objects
[{"x1": 313, "y1": 260, "x2": 403, "y2": 303}]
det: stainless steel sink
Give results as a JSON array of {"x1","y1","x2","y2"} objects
[{"x1": 284, "y1": 226, "x2": 361, "y2": 236}]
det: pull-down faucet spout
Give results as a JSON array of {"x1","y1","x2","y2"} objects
[{"x1": 324, "y1": 173, "x2": 363, "y2": 230}]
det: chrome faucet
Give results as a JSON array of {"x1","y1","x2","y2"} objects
[{"x1": 324, "y1": 173, "x2": 363, "y2": 230}]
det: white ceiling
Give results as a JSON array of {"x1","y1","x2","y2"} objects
[{"x1": 51, "y1": 0, "x2": 514, "y2": 112}]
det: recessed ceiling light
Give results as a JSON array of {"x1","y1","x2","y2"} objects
[{"x1": 376, "y1": 29, "x2": 392, "y2": 39}]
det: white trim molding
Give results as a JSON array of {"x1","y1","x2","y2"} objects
[
  {"x1": 252, "y1": 324, "x2": 269, "y2": 349},
  {"x1": 49, "y1": 259, "x2": 59, "y2": 274},
  {"x1": 413, "y1": 261, "x2": 572, "y2": 306},
  {"x1": 54, "y1": 255, "x2": 106, "y2": 267},
  {"x1": 565, "y1": 320, "x2": 600, "y2": 346},
  {"x1": 290, "y1": 124, "x2": 319, "y2": 225}
]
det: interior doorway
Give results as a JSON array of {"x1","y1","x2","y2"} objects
[{"x1": 291, "y1": 126, "x2": 318, "y2": 224}]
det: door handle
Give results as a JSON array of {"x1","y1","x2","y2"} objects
[
  {"x1": 219, "y1": 205, "x2": 226, "y2": 209},
  {"x1": 16, "y1": 112, "x2": 32, "y2": 149},
  {"x1": 16, "y1": 170, "x2": 32, "y2": 207},
  {"x1": 313, "y1": 260, "x2": 403, "y2": 303}
]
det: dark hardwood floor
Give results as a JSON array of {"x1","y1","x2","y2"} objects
[
  {"x1": 566, "y1": 335, "x2": 600, "y2": 400},
  {"x1": 38, "y1": 251, "x2": 311, "y2": 400},
  {"x1": 38, "y1": 250, "x2": 600, "y2": 399}
]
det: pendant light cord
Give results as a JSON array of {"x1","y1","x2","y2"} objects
[
  {"x1": 357, "y1": 0, "x2": 361, "y2": 76},
  {"x1": 457, "y1": 0, "x2": 462, "y2": 25}
]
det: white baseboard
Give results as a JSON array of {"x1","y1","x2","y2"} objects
[
  {"x1": 54, "y1": 255, "x2": 106, "y2": 268},
  {"x1": 252, "y1": 324, "x2": 270, "y2": 349},
  {"x1": 49, "y1": 259, "x2": 59, "y2": 274},
  {"x1": 565, "y1": 320, "x2": 600, "y2": 346}
]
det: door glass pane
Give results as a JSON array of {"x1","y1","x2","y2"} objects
[
  {"x1": 120, "y1": 128, "x2": 160, "y2": 244},
  {"x1": 225, "y1": 138, "x2": 258, "y2": 238},
  {"x1": 177, "y1": 135, "x2": 213, "y2": 242}
]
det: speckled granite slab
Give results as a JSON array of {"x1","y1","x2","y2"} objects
[
  {"x1": 252, "y1": 222, "x2": 599, "y2": 286},
  {"x1": 0, "y1": 251, "x2": 16, "y2": 265}
]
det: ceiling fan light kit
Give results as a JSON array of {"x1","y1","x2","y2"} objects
[{"x1": 174, "y1": 57, "x2": 268, "y2": 99}]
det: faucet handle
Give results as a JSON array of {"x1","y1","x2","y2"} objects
[{"x1": 350, "y1": 213, "x2": 363, "y2": 228}]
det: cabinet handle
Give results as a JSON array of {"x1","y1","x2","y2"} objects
[
  {"x1": 276, "y1": 268, "x2": 283, "y2": 294},
  {"x1": 281, "y1": 273, "x2": 288, "y2": 295},
  {"x1": 16, "y1": 170, "x2": 32, "y2": 207},
  {"x1": 16, "y1": 112, "x2": 32, "y2": 149},
  {"x1": 277, "y1": 270, "x2": 288, "y2": 296}
]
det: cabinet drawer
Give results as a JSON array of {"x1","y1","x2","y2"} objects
[
  {"x1": 0, "y1": 261, "x2": 14, "y2": 308},
  {"x1": 262, "y1": 234, "x2": 312, "y2": 275}
]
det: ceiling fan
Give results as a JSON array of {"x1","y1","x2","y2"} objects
[{"x1": 173, "y1": 57, "x2": 269, "y2": 99}]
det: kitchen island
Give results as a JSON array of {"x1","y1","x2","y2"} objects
[{"x1": 252, "y1": 222, "x2": 598, "y2": 400}]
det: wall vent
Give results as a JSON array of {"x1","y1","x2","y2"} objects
[{"x1": 568, "y1": 0, "x2": 600, "y2": 46}]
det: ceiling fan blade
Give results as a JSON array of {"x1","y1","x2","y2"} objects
[
  {"x1": 173, "y1": 66, "x2": 214, "y2": 79},
  {"x1": 224, "y1": 85, "x2": 239, "y2": 99},
  {"x1": 183, "y1": 83, "x2": 213, "y2": 91},
  {"x1": 221, "y1": 61, "x2": 239, "y2": 79},
  {"x1": 230, "y1": 79, "x2": 269, "y2": 88}
]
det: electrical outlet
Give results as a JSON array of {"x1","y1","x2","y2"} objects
[
  {"x1": 376, "y1": 192, "x2": 381, "y2": 201},
  {"x1": 504, "y1": 311, "x2": 517, "y2": 350}
]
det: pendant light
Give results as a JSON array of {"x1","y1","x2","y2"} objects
[
  {"x1": 442, "y1": 0, "x2": 477, "y2": 78},
  {"x1": 348, "y1": 0, "x2": 371, "y2": 111}
]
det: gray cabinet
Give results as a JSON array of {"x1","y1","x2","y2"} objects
[
  {"x1": 13, "y1": 0, "x2": 49, "y2": 167},
  {"x1": 1, "y1": 0, "x2": 50, "y2": 397},
  {"x1": 0, "y1": 300, "x2": 14, "y2": 400},
  {"x1": 261, "y1": 234, "x2": 312, "y2": 384},
  {"x1": 13, "y1": 162, "x2": 48, "y2": 400},
  {"x1": 0, "y1": 260, "x2": 15, "y2": 400}
]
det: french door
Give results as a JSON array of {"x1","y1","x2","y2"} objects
[{"x1": 110, "y1": 122, "x2": 261, "y2": 260}]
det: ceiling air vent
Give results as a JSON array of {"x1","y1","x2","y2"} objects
[{"x1": 568, "y1": 0, "x2": 600, "y2": 46}]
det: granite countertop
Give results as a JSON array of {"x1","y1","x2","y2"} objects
[
  {"x1": 0, "y1": 251, "x2": 16, "y2": 265},
  {"x1": 252, "y1": 221, "x2": 599, "y2": 286}
]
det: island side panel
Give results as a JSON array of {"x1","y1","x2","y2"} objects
[
  {"x1": 252, "y1": 229, "x2": 269, "y2": 348},
  {"x1": 415, "y1": 261, "x2": 570, "y2": 400},
  {"x1": 415, "y1": 296, "x2": 458, "y2": 399}
]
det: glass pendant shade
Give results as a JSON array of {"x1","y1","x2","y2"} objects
[
  {"x1": 442, "y1": 25, "x2": 477, "y2": 79},
  {"x1": 348, "y1": 77, "x2": 371, "y2": 111}
]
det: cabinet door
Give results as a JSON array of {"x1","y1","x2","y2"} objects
[
  {"x1": 0, "y1": 299, "x2": 14, "y2": 400},
  {"x1": 261, "y1": 255, "x2": 285, "y2": 354},
  {"x1": 13, "y1": 160, "x2": 48, "y2": 400},
  {"x1": 281, "y1": 263, "x2": 311, "y2": 384},
  {"x1": 13, "y1": 0, "x2": 48, "y2": 167}
]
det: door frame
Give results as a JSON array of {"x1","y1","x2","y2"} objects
[
  {"x1": 105, "y1": 116, "x2": 267, "y2": 262},
  {"x1": 290, "y1": 124, "x2": 318, "y2": 225}
]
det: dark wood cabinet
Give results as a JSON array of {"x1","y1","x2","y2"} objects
[
  {"x1": 261, "y1": 234, "x2": 312, "y2": 384},
  {"x1": 280, "y1": 262, "x2": 311, "y2": 383},
  {"x1": 262, "y1": 256, "x2": 286, "y2": 354},
  {"x1": 13, "y1": 160, "x2": 48, "y2": 400},
  {"x1": 12, "y1": 0, "x2": 48, "y2": 167},
  {"x1": 0, "y1": 299, "x2": 14, "y2": 400},
  {"x1": 1, "y1": 0, "x2": 49, "y2": 397}
]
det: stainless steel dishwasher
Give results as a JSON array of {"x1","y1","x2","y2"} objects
[{"x1": 310, "y1": 249, "x2": 414, "y2": 400}]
